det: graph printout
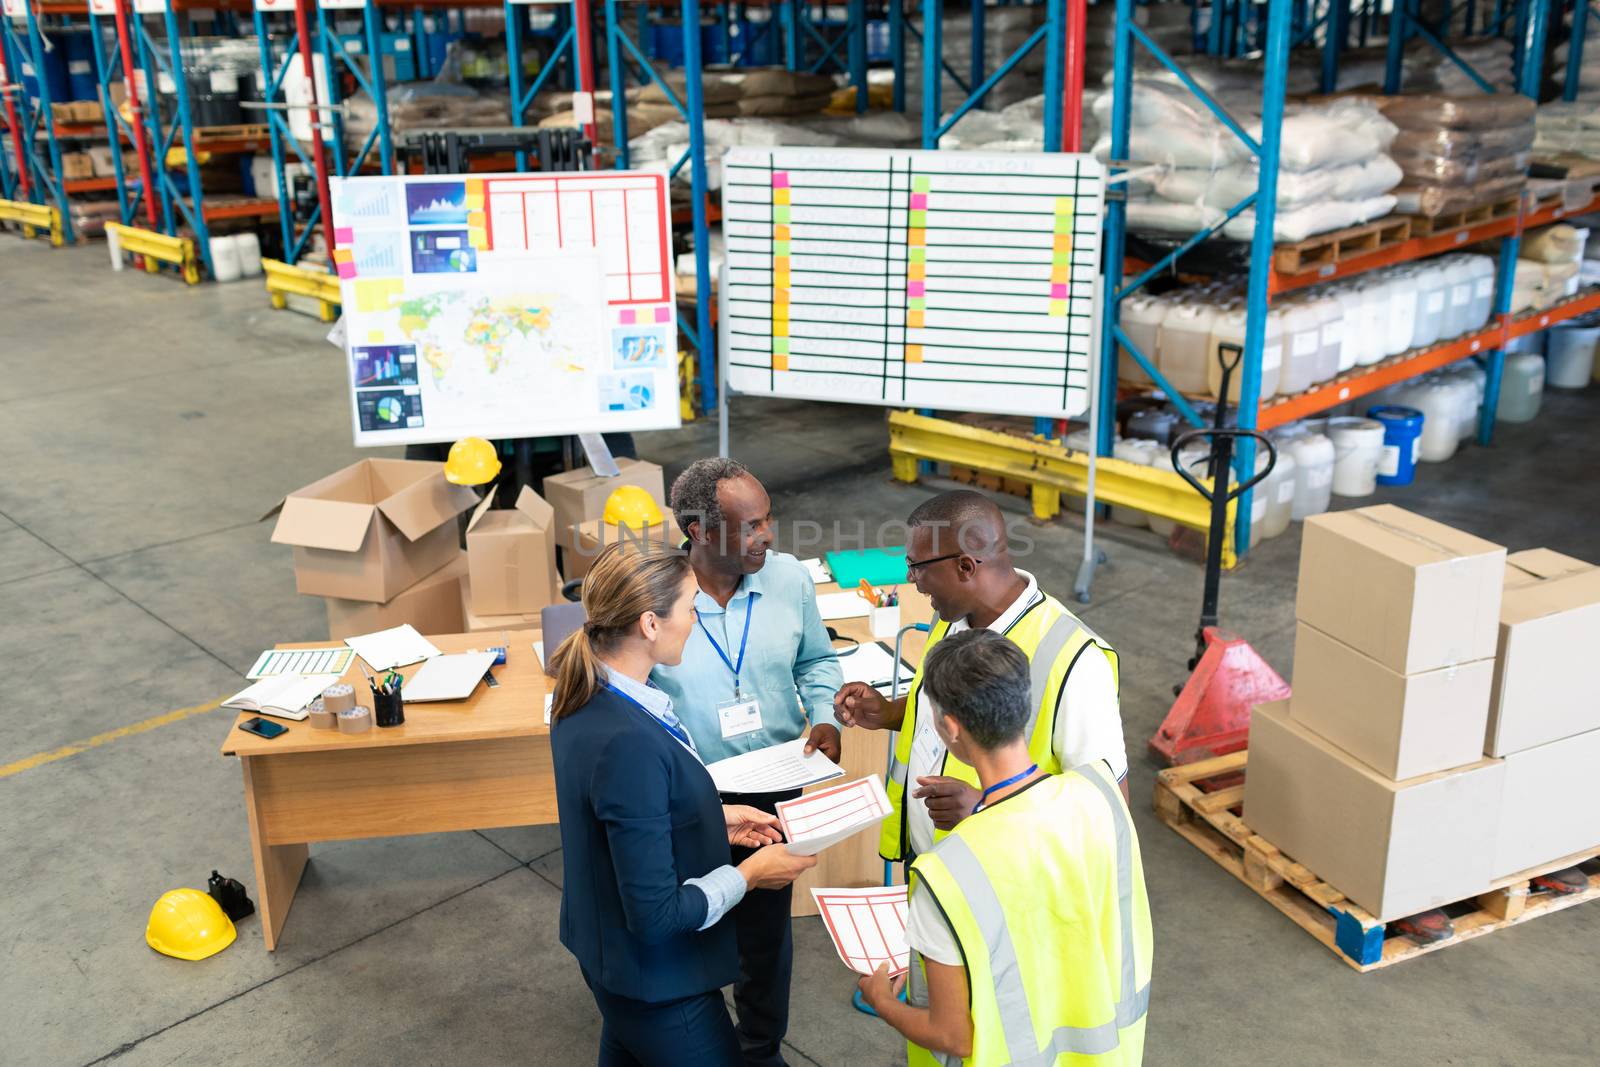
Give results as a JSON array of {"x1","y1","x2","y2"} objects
[
  {"x1": 721, "y1": 147, "x2": 1104, "y2": 419},
  {"x1": 331, "y1": 171, "x2": 679, "y2": 446},
  {"x1": 776, "y1": 775, "x2": 892, "y2": 856},
  {"x1": 812, "y1": 886, "x2": 911, "y2": 976}
]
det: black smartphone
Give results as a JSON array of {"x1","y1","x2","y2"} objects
[{"x1": 240, "y1": 717, "x2": 289, "y2": 740}]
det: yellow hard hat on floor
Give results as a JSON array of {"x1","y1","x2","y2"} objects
[
  {"x1": 146, "y1": 888, "x2": 237, "y2": 961},
  {"x1": 445, "y1": 437, "x2": 501, "y2": 486},
  {"x1": 603, "y1": 485, "x2": 664, "y2": 530}
]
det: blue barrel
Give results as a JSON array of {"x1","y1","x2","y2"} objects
[{"x1": 1367, "y1": 405, "x2": 1424, "y2": 487}]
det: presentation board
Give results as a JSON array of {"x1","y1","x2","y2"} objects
[
  {"x1": 330, "y1": 171, "x2": 680, "y2": 447},
  {"x1": 721, "y1": 147, "x2": 1104, "y2": 419}
]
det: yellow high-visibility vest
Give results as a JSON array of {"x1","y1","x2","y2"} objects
[
  {"x1": 905, "y1": 763, "x2": 1153, "y2": 1066},
  {"x1": 880, "y1": 593, "x2": 1118, "y2": 861}
]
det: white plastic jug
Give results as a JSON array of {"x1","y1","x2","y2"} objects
[
  {"x1": 1380, "y1": 271, "x2": 1417, "y2": 358},
  {"x1": 1392, "y1": 379, "x2": 1460, "y2": 463},
  {"x1": 234, "y1": 232, "x2": 263, "y2": 277},
  {"x1": 1287, "y1": 429, "x2": 1335, "y2": 519},
  {"x1": 1410, "y1": 262, "x2": 1448, "y2": 348},
  {"x1": 1258, "y1": 444, "x2": 1297, "y2": 540},
  {"x1": 1277, "y1": 298, "x2": 1322, "y2": 395},
  {"x1": 1329, "y1": 285, "x2": 1364, "y2": 371},
  {"x1": 1496, "y1": 353, "x2": 1545, "y2": 422},
  {"x1": 1156, "y1": 302, "x2": 1217, "y2": 396},
  {"x1": 1119, "y1": 294, "x2": 1166, "y2": 386},
  {"x1": 1328, "y1": 416, "x2": 1386, "y2": 496},
  {"x1": 1441, "y1": 256, "x2": 1476, "y2": 339},
  {"x1": 1464, "y1": 254, "x2": 1495, "y2": 331},
  {"x1": 211, "y1": 235, "x2": 243, "y2": 283},
  {"x1": 1309, "y1": 291, "x2": 1343, "y2": 383},
  {"x1": 1205, "y1": 308, "x2": 1281, "y2": 401}
]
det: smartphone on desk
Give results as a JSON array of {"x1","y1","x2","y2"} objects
[{"x1": 240, "y1": 717, "x2": 289, "y2": 740}]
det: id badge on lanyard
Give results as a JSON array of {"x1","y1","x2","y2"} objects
[{"x1": 700, "y1": 595, "x2": 763, "y2": 741}]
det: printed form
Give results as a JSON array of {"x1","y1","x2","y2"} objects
[
  {"x1": 812, "y1": 886, "x2": 910, "y2": 976},
  {"x1": 776, "y1": 775, "x2": 891, "y2": 856}
]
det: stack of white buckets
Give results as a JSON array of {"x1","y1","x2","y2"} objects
[{"x1": 210, "y1": 233, "x2": 265, "y2": 283}]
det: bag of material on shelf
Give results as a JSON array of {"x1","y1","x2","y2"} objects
[
  {"x1": 1397, "y1": 150, "x2": 1532, "y2": 186},
  {"x1": 1403, "y1": 38, "x2": 1515, "y2": 93},
  {"x1": 1220, "y1": 194, "x2": 1397, "y2": 243},
  {"x1": 1125, "y1": 197, "x2": 1228, "y2": 235},
  {"x1": 1391, "y1": 174, "x2": 1526, "y2": 216},
  {"x1": 1090, "y1": 81, "x2": 1255, "y2": 169},
  {"x1": 1265, "y1": 100, "x2": 1397, "y2": 171},
  {"x1": 1523, "y1": 224, "x2": 1586, "y2": 263},
  {"x1": 1158, "y1": 154, "x2": 1402, "y2": 211},
  {"x1": 1379, "y1": 92, "x2": 1536, "y2": 132},
  {"x1": 1390, "y1": 122, "x2": 1538, "y2": 160}
]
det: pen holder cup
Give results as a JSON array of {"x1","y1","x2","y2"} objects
[
  {"x1": 871, "y1": 604, "x2": 901, "y2": 640},
  {"x1": 373, "y1": 684, "x2": 405, "y2": 728}
]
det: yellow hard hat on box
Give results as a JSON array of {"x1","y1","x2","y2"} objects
[
  {"x1": 146, "y1": 888, "x2": 236, "y2": 961},
  {"x1": 445, "y1": 437, "x2": 501, "y2": 486},
  {"x1": 604, "y1": 485, "x2": 664, "y2": 530}
]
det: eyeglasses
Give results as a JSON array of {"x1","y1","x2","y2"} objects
[{"x1": 904, "y1": 552, "x2": 980, "y2": 573}]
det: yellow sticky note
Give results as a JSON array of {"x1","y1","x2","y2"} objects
[
  {"x1": 353, "y1": 278, "x2": 404, "y2": 313},
  {"x1": 906, "y1": 344, "x2": 924, "y2": 363},
  {"x1": 908, "y1": 310, "x2": 925, "y2": 329},
  {"x1": 465, "y1": 191, "x2": 485, "y2": 209},
  {"x1": 367, "y1": 329, "x2": 385, "y2": 343},
  {"x1": 469, "y1": 230, "x2": 489, "y2": 251},
  {"x1": 775, "y1": 271, "x2": 791, "y2": 288},
  {"x1": 467, "y1": 211, "x2": 486, "y2": 228},
  {"x1": 466, "y1": 178, "x2": 485, "y2": 195},
  {"x1": 1049, "y1": 299, "x2": 1068, "y2": 317},
  {"x1": 1055, "y1": 196, "x2": 1074, "y2": 214},
  {"x1": 773, "y1": 189, "x2": 791, "y2": 205},
  {"x1": 774, "y1": 224, "x2": 791, "y2": 240}
]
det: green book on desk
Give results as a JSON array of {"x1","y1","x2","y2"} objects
[{"x1": 826, "y1": 548, "x2": 908, "y2": 588}]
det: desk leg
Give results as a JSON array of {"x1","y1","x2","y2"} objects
[{"x1": 240, "y1": 756, "x2": 308, "y2": 951}]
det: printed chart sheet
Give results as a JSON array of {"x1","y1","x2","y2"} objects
[
  {"x1": 812, "y1": 886, "x2": 911, "y2": 976},
  {"x1": 722, "y1": 147, "x2": 1104, "y2": 419},
  {"x1": 776, "y1": 775, "x2": 891, "y2": 856}
]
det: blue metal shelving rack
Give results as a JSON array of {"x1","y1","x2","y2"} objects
[{"x1": 1, "y1": 0, "x2": 75, "y2": 242}]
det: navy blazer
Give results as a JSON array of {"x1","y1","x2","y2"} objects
[{"x1": 552, "y1": 686, "x2": 740, "y2": 1003}]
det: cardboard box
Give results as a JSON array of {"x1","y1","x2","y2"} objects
[
  {"x1": 464, "y1": 485, "x2": 560, "y2": 617},
  {"x1": 269, "y1": 458, "x2": 478, "y2": 603},
  {"x1": 61, "y1": 152, "x2": 94, "y2": 180},
  {"x1": 1243, "y1": 701, "x2": 1504, "y2": 922},
  {"x1": 542, "y1": 459, "x2": 665, "y2": 549},
  {"x1": 458, "y1": 572, "x2": 543, "y2": 634},
  {"x1": 1296, "y1": 505, "x2": 1505, "y2": 675},
  {"x1": 325, "y1": 554, "x2": 467, "y2": 641},
  {"x1": 1492, "y1": 727, "x2": 1600, "y2": 878},
  {"x1": 1488, "y1": 554, "x2": 1600, "y2": 756},
  {"x1": 71, "y1": 100, "x2": 102, "y2": 123},
  {"x1": 1289, "y1": 621, "x2": 1493, "y2": 781},
  {"x1": 565, "y1": 516, "x2": 684, "y2": 580}
]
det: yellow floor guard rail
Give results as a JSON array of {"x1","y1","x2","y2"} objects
[
  {"x1": 888, "y1": 410, "x2": 1239, "y2": 569},
  {"x1": 262, "y1": 258, "x2": 341, "y2": 321},
  {"x1": 0, "y1": 198, "x2": 63, "y2": 246},
  {"x1": 104, "y1": 223, "x2": 201, "y2": 284}
]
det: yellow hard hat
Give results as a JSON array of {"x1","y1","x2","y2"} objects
[
  {"x1": 146, "y1": 888, "x2": 237, "y2": 961},
  {"x1": 603, "y1": 485, "x2": 664, "y2": 530},
  {"x1": 445, "y1": 437, "x2": 501, "y2": 486}
]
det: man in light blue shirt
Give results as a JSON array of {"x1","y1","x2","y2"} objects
[{"x1": 652, "y1": 457, "x2": 843, "y2": 1067}]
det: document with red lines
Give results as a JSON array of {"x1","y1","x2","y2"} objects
[
  {"x1": 811, "y1": 886, "x2": 910, "y2": 976},
  {"x1": 776, "y1": 775, "x2": 891, "y2": 856}
]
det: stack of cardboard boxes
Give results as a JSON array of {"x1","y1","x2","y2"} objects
[
  {"x1": 1245, "y1": 504, "x2": 1600, "y2": 921},
  {"x1": 541, "y1": 458, "x2": 670, "y2": 580},
  {"x1": 458, "y1": 486, "x2": 560, "y2": 633}
]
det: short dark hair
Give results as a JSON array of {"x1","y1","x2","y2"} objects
[
  {"x1": 907, "y1": 490, "x2": 1005, "y2": 556},
  {"x1": 919, "y1": 629, "x2": 1031, "y2": 750},
  {"x1": 670, "y1": 457, "x2": 750, "y2": 535}
]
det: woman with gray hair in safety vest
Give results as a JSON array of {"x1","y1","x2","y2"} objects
[{"x1": 858, "y1": 628, "x2": 1154, "y2": 1066}]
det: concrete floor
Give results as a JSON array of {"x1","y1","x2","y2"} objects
[{"x1": 3, "y1": 234, "x2": 1599, "y2": 1067}]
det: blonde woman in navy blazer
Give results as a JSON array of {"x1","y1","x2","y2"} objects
[{"x1": 550, "y1": 542, "x2": 816, "y2": 1067}]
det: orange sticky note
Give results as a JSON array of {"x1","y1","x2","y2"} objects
[
  {"x1": 908, "y1": 310, "x2": 925, "y2": 329},
  {"x1": 331, "y1": 247, "x2": 353, "y2": 263},
  {"x1": 773, "y1": 189, "x2": 791, "y2": 205},
  {"x1": 906, "y1": 344, "x2": 924, "y2": 363},
  {"x1": 774, "y1": 224, "x2": 791, "y2": 240},
  {"x1": 908, "y1": 262, "x2": 926, "y2": 281},
  {"x1": 908, "y1": 228, "x2": 926, "y2": 245},
  {"x1": 465, "y1": 191, "x2": 485, "y2": 210},
  {"x1": 773, "y1": 355, "x2": 789, "y2": 371},
  {"x1": 1053, "y1": 234, "x2": 1073, "y2": 252},
  {"x1": 466, "y1": 178, "x2": 485, "y2": 195},
  {"x1": 467, "y1": 211, "x2": 486, "y2": 228},
  {"x1": 1051, "y1": 266, "x2": 1071, "y2": 284}
]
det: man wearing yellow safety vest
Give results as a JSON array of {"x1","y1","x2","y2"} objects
[
  {"x1": 835, "y1": 490, "x2": 1128, "y2": 868},
  {"x1": 857, "y1": 629, "x2": 1153, "y2": 1065}
]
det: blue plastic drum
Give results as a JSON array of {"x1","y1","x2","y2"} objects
[{"x1": 1366, "y1": 405, "x2": 1424, "y2": 487}]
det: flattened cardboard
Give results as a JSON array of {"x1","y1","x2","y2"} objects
[
  {"x1": 325, "y1": 554, "x2": 467, "y2": 641},
  {"x1": 1243, "y1": 701, "x2": 1504, "y2": 922},
  {"x1": 1488, "y1": 563, "x2": 1600, "y2": 755},
  {"x1": 1289, "y1": 621, "x2": 1492, "y2": 781},
  {"x1": 542, "y1": 458, "x2": 665, "y2": 550},
  {"x1": 1492, "y1": 727, "x2": 1600, "y2": 878},
  {"x1": 464, "y1": 485, "x2": 560, "y2": 616},
  {"x1": 1295, "y1": 505, "x2": 1505, "y2": 674},
  {"x1": 458, "y1": 572, "x2": 544, "y2": 634},
  {"x1": 269, "y1": 459, "x2": 477, "y2": 603}
]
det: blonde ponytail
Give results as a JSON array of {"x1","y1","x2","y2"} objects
[{"x1": 548, "y1": 540, "x2": 691, "y2": 722}]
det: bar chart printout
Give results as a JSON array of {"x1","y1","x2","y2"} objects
[
  {"x1": 812, "y1": 886, "x2": 911, "y2": 976},
  {"x1": 721, "y1": 147, "x2": 1104, "y2": 420}
]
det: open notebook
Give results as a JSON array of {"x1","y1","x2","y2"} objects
[{"x1": 223, "y1": 674, "x2": 339, "y2": 721}]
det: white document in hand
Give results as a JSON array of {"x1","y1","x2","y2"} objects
[
  {"x1": 812, "y1": 885, "x2": 910, "y2": 976},
  {"x1": 345, "y1": 624, "x2": 440, "y2": 671},
  {"x1": 705, "y1": 738, "x2": 846, "y2": 794},
  {"x1": 776, "y1": 775, "x2": 892, "y2": 856}
]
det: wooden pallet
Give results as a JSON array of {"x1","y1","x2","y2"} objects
[
  {"x1": 192, "y1": 124, "x2": 270, "y2": 144},
  {"x1": 1273, "y1": 215, "x2": 1412, "y2": 276},
  {"x1": 1154, "y1": 749, "x2": 1600, "y2": 971},
  {"x1": 1404, "y1": 194, "x2": 1522, "y2": 238}
]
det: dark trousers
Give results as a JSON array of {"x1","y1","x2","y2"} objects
[
  {"x1": 722, "y1": 788, "x2": 801, "y2": 1067},
  {"x1": 582, "y1": 967, "x2": 741, "y2": 1067}
]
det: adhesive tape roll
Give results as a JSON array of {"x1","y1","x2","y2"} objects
[
  {"x1": 321, "y1": 683, "x2": 356, "y2": 714},
  {"x1": 307, "y1": 698, "x2": 338, "y2": 730},
  {"x1": 337, "y1": 705, "x2": 372, "y2": 734}
]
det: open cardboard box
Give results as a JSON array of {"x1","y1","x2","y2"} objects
[
  {"x1": 542, "y1": 458, "x2": 665, "y2": 550},
  {"x1": 464, "y1": 485, "x2": 560, "y2": 617},
  {"x1": 458, "y1": 571, "x2": 545, "y2": 635},
  {"x1": 325, "y1": 554, "x2": 467, "y2": 641}
]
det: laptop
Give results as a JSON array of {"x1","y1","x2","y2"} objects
[{"x1": 540, "y1": 601, "x2": 588, "y2": 678}]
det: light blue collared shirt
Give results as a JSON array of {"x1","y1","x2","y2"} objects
[
  {"x1": 652, "y1": 551, "x2": 844, "y2": 768},
  {"x1": 601, "y1": 667, "x2": 746, "y2": 930}
]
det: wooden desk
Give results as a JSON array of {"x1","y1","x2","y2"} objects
[{"x1": 222, "y1": 585, "x2": 931, "y2": 948}]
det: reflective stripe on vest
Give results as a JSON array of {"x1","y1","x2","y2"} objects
[{"x1": 922, "y1": 769, "x2": 1150, "y2": 1066}]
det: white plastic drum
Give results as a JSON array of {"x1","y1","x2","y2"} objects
[{"x1": 1328, "y1": 416, "x2": 1386, "y2": 496}]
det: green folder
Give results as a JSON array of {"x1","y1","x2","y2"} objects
[{"x1": 826, "y1": 548, "x2": 908, "y2": 588}]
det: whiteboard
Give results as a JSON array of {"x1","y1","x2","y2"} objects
[
  {"x1": 721, "y1": 147, "x2": 1104, "y2": 419},
  {"x1": 331, "y1": 171, "x2": 680, "y2": 446}
]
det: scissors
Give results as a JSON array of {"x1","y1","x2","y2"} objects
[{"x1": 857, "y1": 578, "x2": 881, "y2": 606}]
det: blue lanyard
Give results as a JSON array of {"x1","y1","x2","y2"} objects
[
  {"x1": 696, "y1": 594, "x2": 756, "y2": 695},
  {"x1": 605, "y1": 683, "x2": 695, "y2": 751},
  {"x1": 973, "y1": 764, "x2": 1038, "y2": 814}
]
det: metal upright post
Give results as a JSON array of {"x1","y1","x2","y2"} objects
[
  {"x1": 363, "y1": 0, "x2": 393, "y2": 172},
  {"x1": 890, "y1": 0, "x2": 905, "y2": 110},
  {"x1": 1234, "y1": 0, "x2": 1291, "y2": 555},
  {"x1": 1062, "y1": 0, "x2": 1085, "y2": 151},
  {"x1": 1384, "y1": 0, "x2": 1408, "y2": 92},
  {"x1": 22, "y1": 1, "x2": 73, "y2": 242},
  {"x1": 572, "y1": 0, "x2": 599, "y2": 155},
  {"x1": 293, "y1": 0, "x2": 336, "y2": 260},
  {"x1": 1322, "y1": 0, "x2": 1348, "y2": 93},
  {"x1": 316, "y1": 1, "x2": 347, "y2": 178},
  {"x1": 605, "y1": 0, "x2": 630, "y2": 167},
  {"x1": 507, "y1": 0, "x2": 529, "y2": 170},
  {"x1": 784, "y1": 0, "x2": 801, "y2": 69},
  {"x1": 683, "y1": 0, "x2": 717, "y2": 410},
  {"x1": 1042, "y1": 0, "x2": 1064, "y2": 152},
  {"x1": 253, "y1": 6, "x2": 294, "y2": 256},
  {"x1": 113, "y1": 0, "x2": 157, "y2": 228},
  {"x1": 87, "y1": 6, "x2": 132, "y2": 225},
  {"x1": 970, "y1": 0, "x2": 984, "y2": 94},
  {"x1": 850, "y1": 0, "x2": 867, "y2": 111},
  {"x1": 1565, "y1": 0, "x2": 1588, "y2": 100},
  {"x1": 921, "y1": 0, "x2": 941, "y2": 147},
  {"x1": 1097, "y1": 0, "x2": 1134, "y2": 458},
  {"x1": 162, "y1": 1, "x2": 212, "y2": 273}
]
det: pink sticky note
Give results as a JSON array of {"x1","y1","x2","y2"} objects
[
  {"x1": 336, "y1": 261, "x2": 357, "y2": 280},
  {"x1": 907, "y1": 281, "x2": 925, "y2": 297},
  {"x1": 334, "y1": 226, "x2": 354, "y2": 244},
  {"x1": 655, "y1": 306, "x2": 672, "y2": 323},
  {"x1": 619, "y1": 309, "x2": 637, "y2": 325},
  {"x1": 910, "y1": 193, "x2": 928, "y2": 209},
  {"x1": 772, "y1": 173, "x2": 790, "y2": 188},
  {"x1": 1050, "y1": 282, "x2": 1069, "y2": 299}
]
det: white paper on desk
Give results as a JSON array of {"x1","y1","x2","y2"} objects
[
  {"x1": 776, "y1": 775, "x2": 891, "y2": 856},
  {"x1": 543, "y1": 694, "x2": 554, "y2": 724},
  {"x1": 811, "y1": 885, "x2": 909, "y2": 976},
  {"x1": 799, "y1": 557, "x2": 832, "y2": 584},
  {"x1": 402, "y1": 651, "x2": 497, "y2": 702},
  {"x1": 817, "y1": 591, "x2": 871, "y2": 620},
  {"x1": 836, "y1": 641, "x2": 915, "y2": 693},
  {"x1": 246, "y1": 646, "x2": 354, "y2": 680},
  {"x1": 345, "y1": 624, "x2": 440, "y2": 671},
  {"x1": 533, "y1": 641, "x2": 545, "y2": 668},
  {"x1": 705, "y1": 738, "x2": 846, "y2": 794}
]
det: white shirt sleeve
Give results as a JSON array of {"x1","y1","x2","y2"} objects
[
  {"x1": 904, "y1": 881, "x2": 963, "y2": 966},
  {"x1": 1051, "y1": 646, "x2": 1128, "y2": 782}
]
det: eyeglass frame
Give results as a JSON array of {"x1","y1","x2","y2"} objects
[{"x1": 904, "y1": 551, "x2": 982, "y2": 573}]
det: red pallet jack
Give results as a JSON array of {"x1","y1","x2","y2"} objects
[{"x1": 1150, "y1": 344, "x2": 1289, "y2": 768}]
